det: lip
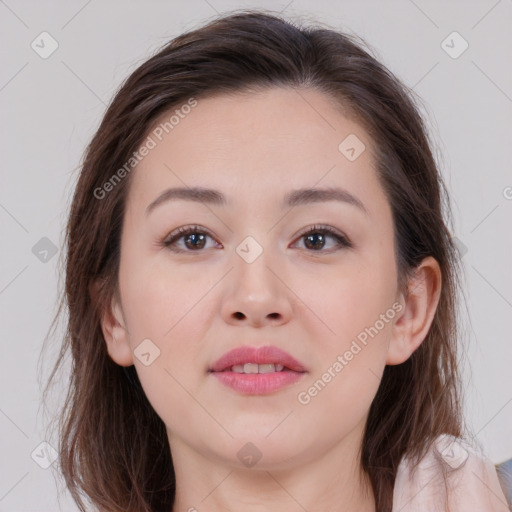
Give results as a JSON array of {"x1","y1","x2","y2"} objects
[
  {"x1": 209, "y1": 345, "x2": 307, "y2": 395},
  {"x1": 209, "y1": 345, "x2": 307, "y2": 373}
]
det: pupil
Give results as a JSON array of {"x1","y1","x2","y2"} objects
[
  {"x1": 185, "y1": 233, "x2": 206, "y2": 250},
  {"x1": 305, "y1": 233, "x2": 324, "y2": 250}
]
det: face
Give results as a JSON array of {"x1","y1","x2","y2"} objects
[{"x1": 107, "y1": 87, "x2": 404, "y2": 470}]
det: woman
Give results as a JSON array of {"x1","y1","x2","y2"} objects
[{"x1": 43, "y1": 10, "x2": 509, "y2": 512}]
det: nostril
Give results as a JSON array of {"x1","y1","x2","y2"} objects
[{"x1": 233, "y1": 312, "x2": 245, "y2": 319}]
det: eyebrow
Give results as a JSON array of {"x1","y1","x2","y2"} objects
[{"x1": 145, "y1": 186, "x2": 368, "y2": 216}]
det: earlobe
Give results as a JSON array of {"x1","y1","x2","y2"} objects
[
  {"x1": 386, "y1": 256, "x2": 442, "y2": 365},
  {"x1": 92, "y1": 281, "x2": 134, "y2": 367}
]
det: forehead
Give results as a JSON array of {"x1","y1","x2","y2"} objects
[{"x1": 127, "y1": 87, "x2": 384, "y2": 215}]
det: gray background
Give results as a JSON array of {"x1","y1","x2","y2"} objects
[{"x1": 1, "y1": 0, "x2": 511, "y2": 510}]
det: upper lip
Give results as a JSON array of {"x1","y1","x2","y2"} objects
[{"x1": 209, "y1": 345, "x2": 307, "y2": 373}]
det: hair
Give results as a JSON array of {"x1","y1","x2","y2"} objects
[{"x1": 42, "y1": 9, "x2": 465, "y2": 512}]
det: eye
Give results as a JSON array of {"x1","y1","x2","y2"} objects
[
  {"x1": 161, "y1": 224, "x2": 352, "y2": 254},
  {"x1": 162, "y1": 225, "x2": 221, "y2": 253},
  {"x1": 293, "y1": 224, "x2": 352, "y2": 252}
]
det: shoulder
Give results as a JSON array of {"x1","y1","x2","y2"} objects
[{"x1": 392, "y1": 434, "x2": 510, "y2": 511}]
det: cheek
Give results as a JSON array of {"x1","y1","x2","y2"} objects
[
  {"x1": 307, "y1": 262, "x2": 396, "y2": 349},
  {"x1": 117, "y1": 249, "x2": 214, "y2": 417},
  {"x1": 119, "y1": 246, "x2": 210, "y2": 341},
  {"x1": 296, "y1": 253, "x2": 397, "y2": 413},
  {"x1": 295, "y1": 282, "x2": 395, "y2": 437}
]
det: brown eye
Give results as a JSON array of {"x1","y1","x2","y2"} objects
[
  {"x1": 162, "y1": 224, "x2": 352, "y2": 254},
  {"x1": 295, "y1": 225, "x2": 352, "y2": 252},
  {"x1": 163, "y1": 226, "x2": 219, "y2": 253},
  {"x1": 182, "y1": 233, "x2": 207, "y2": 250}
]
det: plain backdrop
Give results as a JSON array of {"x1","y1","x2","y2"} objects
[{"x1": 0, "y1": 1, "x2": 511, "y2": 510}]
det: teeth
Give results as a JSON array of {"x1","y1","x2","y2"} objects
[
  {"x1": 258, "y1": 363, "x2": 276, "y2": 374},
  {"x1": 230, "y1": 363, "x2": 285, "y2": 374},
  {"x1": 244, "y1": 363, "x2": 259, "y2": 374}
]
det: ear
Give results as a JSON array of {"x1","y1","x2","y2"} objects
[
  {"x1": 91, "y1": 280, "x2": 133, "y2": 367},
  {"x1": 386, "y1": 256, "x2": 442, "y2": 365}
]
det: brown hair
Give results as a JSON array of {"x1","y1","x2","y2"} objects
[{"x1": 42, "y1": 9, "x2": 464, "y2": 512}]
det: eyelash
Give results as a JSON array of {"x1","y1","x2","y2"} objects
[{"x1": 161, "y1": 224, "x2": 353, "y2": 254}]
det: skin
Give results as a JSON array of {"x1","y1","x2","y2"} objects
[{"x1": 99, "y1": 87, "x2": 441, "y2": 512}]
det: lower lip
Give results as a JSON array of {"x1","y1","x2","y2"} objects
[{"x1": 211, "y1": 370, "x2": 305, "y2": 395}]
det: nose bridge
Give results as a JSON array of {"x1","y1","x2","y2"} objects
[
  {"x1": 234, "y1": 232, "x2": 281, "y2": 295},
  {"x1": 220, "y1": 233, "x2": 293, "y2": 326}
]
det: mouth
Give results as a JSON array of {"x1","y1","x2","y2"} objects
[
  {"x1": 217, "y1": 362, "x2": 288, "y2": 373},
  {"x1": 209, "y1": 345, "x2": 307, "y2": 373},
  {"x1": 208, "y1": 345, "x2": 307, "y2": 395}
]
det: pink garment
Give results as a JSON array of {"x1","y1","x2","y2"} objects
[{"x1": 392, "y1": 434, "x2": 510, "y2": 511}]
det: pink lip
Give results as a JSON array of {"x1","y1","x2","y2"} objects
[
  {"x1": 210, "y1": 346, "x2": 306, "y2": 373},
  {"x1": 209, "y1": 345, "x2": 307, "y2": 395}
]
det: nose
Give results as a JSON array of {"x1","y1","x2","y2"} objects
[{"x1": 220, "y1": 248, "x2": 293, "y2": 328}]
